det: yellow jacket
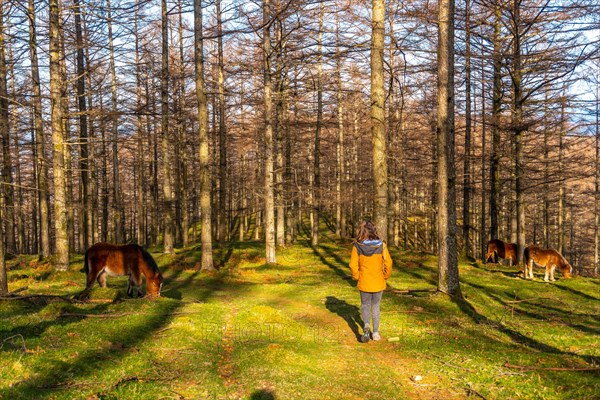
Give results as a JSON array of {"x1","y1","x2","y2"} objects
[{"x1": 349, "y1": 240, "x2": 393, "y2": 292}]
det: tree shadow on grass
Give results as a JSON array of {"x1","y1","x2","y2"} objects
[
  {"x1": 552, "y1": 283, "x2": 600, "y2": 302},
  {"x1": 250, "y1": 389, "x2": 276, "y2": 400},
  {"x1": 309, "y1": 243, "x2": 354, "y2": 287},
  {"x1": 0, "y1": 299, "x2": 114, "y2": 355},
  {"x1": 469, "y1": 261, "x2": 520, "y2": 279},
  {"x1": 449, "y1": 284, "x2": 600, "y2": 366},
  {"x1": 324, "y1": 296, "x2": 363, "y2": 342},
  {"x1": 0, "y1": 268, "x2": 232, "y2": 399}
]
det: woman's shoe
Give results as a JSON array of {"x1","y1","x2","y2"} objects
[
  {"x1": 361, "y1": 326, "x2": 371, "y2": 343},
  {"x1": 372, "y1": 332, "x2": 381, "y2": 341}
]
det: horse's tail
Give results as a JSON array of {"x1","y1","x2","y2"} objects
[
  {"x1": 140, "y1": 246, "x2": 161, "y2": 276},
  {"x1": 84, "y1": 248, "x2": 89, "y2": 275},
  {"x1": 523, "y1": 246, "x2": 531, "y2": 266}
]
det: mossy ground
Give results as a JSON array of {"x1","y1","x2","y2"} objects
[{"x1": 1, "y1": 225, "x2": 599, "y2": 399}]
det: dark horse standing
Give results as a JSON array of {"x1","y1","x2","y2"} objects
[
  {"x1": 485, "y1": 239, "x2": 517, "y2": 266},
  {"x1": 82, "y1": 243, "x2": 164, "y2": 297}
]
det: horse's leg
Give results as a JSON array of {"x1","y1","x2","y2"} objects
[
  {"x1": 97, "y1": 270, "x2": 107, "y2": 288},
  {"x1": 131, "y1": 273, "x2": 142, "y2": 297},
  {"x1": 127, "y1": 275, "x2": 133, "y2": 297},
  {"x1": 526, "y1": 260, "x2": 533, "y2": 279},
  {"x1": 550, "y1": 265, "x2": 556, "y2": 281},
  {"x1": 544, "y1": 264, "x2": 550, "y2": 282},
  {"x1": 85, "y1": 268, "x2": 97, "y2": 290}
]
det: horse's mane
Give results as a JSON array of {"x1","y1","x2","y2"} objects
[{"x1": 137, "y1": 245, "x2": 161, "y2": 275}]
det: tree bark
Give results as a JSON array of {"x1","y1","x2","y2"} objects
[
  {"x1": 0, "y1": 195, "x2": 6, "y2": 294},
  {"x1": 462, "y1": 0, "x2": 472, "y2": 259},
  {"x1": 107, "y1": 0, "x2": 124, "y2": 243},
  {"x1": 263, "y1": 0, "x2": 276, "y2": 263},
  {"x1": 49, "y1": 0, "x2": 69, "y2": 270},
  {"x1": 512, "y1": 0, "x2": 526, "y2": 264},
  {"x1": 480, "y1": 48, "x2": 487, "y2": 261},
  {"x1": 194, "y1": 0, "x2": 215, "y2": 270},
  {"x1": 437, "y1": 0, "x2": 460, "y2": 295},
  {"x1": 311, "y1": 1, "x2": 324, "y2": 246},
  {"x1": 371, "y1": 0, "x2": 388, "y2": 240},
  {"x1": 73, "y1": 0, "x2": 90, "y2": 250},
  {"x1": 336, "y1": 11, "x2": 345, "y2": 239},
  {"x1": 0, "y1": 7, "x2": 14, "y2": 255},
  {"x1": 594, "y1": 80, "x2": 600, "y2": 275},
  {"x1": 161, "y1": 0, "x2": 174, "y2": 253},
  {"x1": 489, "y1": 1, "x2": 502, "y2": 242},
  {"x1": 216, "y1": 0, "x2": 228, "y2": 246},
  {"x1": 27, "y1": 0, "x2": 50, "y2": 257},
  {"x1": 177, "y1": 0, "x2": 189, "y2": 247},
  {"x1": 134, "y1": 0, "x2": 146, "y2": 245}
]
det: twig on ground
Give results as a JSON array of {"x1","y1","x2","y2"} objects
[
  {"x1": 0, "y1": 294, "x2": 83, "y2": 304},
  {"x1": 437, "y1": 358, "x2": 476, "y2": 373},
  {"x1": 388, "y1": 288, "x2": 437, "y2": 295},
  {"x1": 0, "y1": 334, "x2": 27, "y2": 352},
  {"x1": 505, "y1": 297, "x2": 552, "y2": 304},
  {"x1": 58, "y1": 311, "x2": 202, "y2": 319},
  {"x1": 466, "y1": 383, "x2": 488, "y2": 399},
  {"x1": 9, "y1": 286, "x2": 28, "y2": 295},
  {"x1": 504, "y1": 362, "x2": 600, "y2": 371}
]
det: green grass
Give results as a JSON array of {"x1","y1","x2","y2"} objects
[{"x1": 1, "y1": 227, "x2": 599, "y2": 399}]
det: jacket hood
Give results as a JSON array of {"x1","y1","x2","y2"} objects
[{"x1": 354, "y1": 240, "x2": 384, "y2": 256}]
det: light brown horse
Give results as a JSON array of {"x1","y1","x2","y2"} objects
[
  {"x1": 485, "y1": 239, "x2": 517, "y2": 266},
  {"x1": 83, "y1": 243, "x2": 163, "y2": 297},
  {"x1": 523, "y1": 245, "x2": 573, "y2": 282}
]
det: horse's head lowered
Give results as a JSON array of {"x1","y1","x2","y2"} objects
[
  {"x1": 147, "y1": 273, "x2": 164, "y2": 297},
  {"x1": 561, "y1": 260, "x2": 573, "y2": 279}
]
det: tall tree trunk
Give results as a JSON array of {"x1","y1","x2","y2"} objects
[
  {"x1": 107, "y1": 0, "x2": 123, "y2": 243},
  {"x1": 194, "y1": 0, "x2": 214, "y2": 270},
  {"x1": 336, "y1": 11, "x2": 345, "y2": 239},
  {"x1": 216, "y1": 0, "x2": 228, "y2": 246},
  {"x1": 161, "y1": 0, "x2": 174, "y2": 253},
  {"x1": 512, "y1": 0, "x2": 526, "y2": 264},
  {"x1": 274, "y1": 20, "x2": 287, "y2": 247},
  {"x1": 480, "y1": 50, "x2": 486, "y2": 260},
  {"x1": 0, "y1": 196, "x2": 6, "y2": 294},
  {"x1": 263, "y1": 0, "x2": 276, "y2": 263},
  {"x1": 595, "y1": 78, "x2": 599, "y2": 275},
  {"x1": 0, "y1": 7, "x2": 14, "y2": 255},
  {"x1": 134, "y1": 0, "x2": 146, "y2": 245},
  {"x1": 437, "y1": 0, "x2": 459, "y2": 295},
  {"x1": 543, "y1": 85, "x2": 550, "y2": 248},
  {"x1": 27, "y1": 0, "x2": 50, "y2": 257},
  {"x1": 49, "y1": 0, "x2": 69, "y2": 270},
  {"x1": 58, "y1": 11, "x2": 75, "y2": 252},
  {"x1": 177, "y1": 0, "x2": 189, "y2": 247},
  {"x1": 462, "y1": 0, "x2": 472, "y2": 258},
  {"x1": 371, "y1": 0, "x2": 388, "y2": 240},
  {"x1": 558, "y1": 92, "x2": 566, "y2": 254},
  {"x1": 73, "y1": 0, "x2": 90, "y2": 250},
  {"x1": 83, "y1": 16, "x2": 97, "y2": 244},
  {"x1": 386, "y1": 8, "x2": 396, "y2": 244},
  {"x1": 489, "y1": 1, "x2": 502, "y2": 241},
  {"x1": 312, "y1": 1, "x2": 324, "y2": 246}
]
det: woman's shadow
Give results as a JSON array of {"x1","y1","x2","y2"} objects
[{"x1": 325, "y1": 296, "x2": 364, "y2": 342}]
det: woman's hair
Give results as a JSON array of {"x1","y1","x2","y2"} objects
[{"x1": 356, "y1": 220, "x2": 381, "y2": 242}]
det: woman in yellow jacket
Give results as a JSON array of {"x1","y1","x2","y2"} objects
[{"x1": 349, "y1": 220, "x2": 392, "y2": 342}]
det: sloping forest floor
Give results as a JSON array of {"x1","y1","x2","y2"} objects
[{"x1": 1, "y1": 224, "x2": 599, "y2": 399}]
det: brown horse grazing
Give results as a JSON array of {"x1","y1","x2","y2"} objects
[
  {"x1": 523, "y1": 245, "x2": 573, "y2": 282},
  {"x1": 83, "y1": 243, "x2": 163, "y2": 297},
  {"x1": 485, "y1": 239, "x2": 517, "y2": 266}
]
